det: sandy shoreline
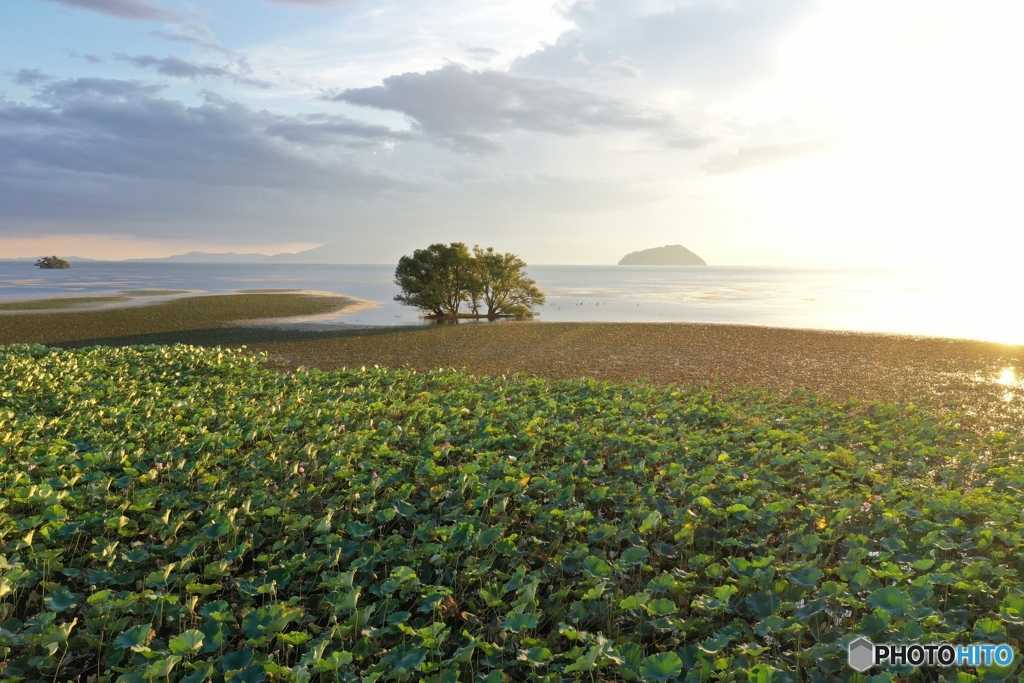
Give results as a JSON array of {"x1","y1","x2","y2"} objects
[{"x1": 226, "y1": 291, "x2": 379, "y2": 328}]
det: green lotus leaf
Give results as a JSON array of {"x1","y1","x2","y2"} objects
[
  {"x1": 503, "y1": 611, "x2": 539, "y2": 633},
  {"x1": 180, "y1": 663, "x2": 216, "y2": 683},
  {"x1": 583, "y1": 555, "x2": 613, "y2": 578},
  {"x1": 220, "y1": 649, "x2": 255, "y2": 672},
  {"x1": 747, "y1": 663, "x2": 778, "y2": 683},
  {"x1": 789, "y1": 567, "x2": 823, "y2": 589},
  {"x1": 44, "y1": 586, "x2": 77, "y2": 612},
  {"x1": 204, "y1": 519, "x2": 232, "y2": 539},
  {"x1": 114, "y1": 625, "x2": 153, "y2": 652},
  {"x1": 43, "y1": 504, "x2": 67, "y2": 522},
  {"x1": 647, "y1": 574, "x2": 676, "y2": 594},
  {"x1": 382, "y1": 643, "x2": 427, "y2": 672},
  {"x1": 168, "y1": 629, "x2": 205, "y2": 655},
  {"x1": 972, "y1": 617, "x2": 1007, "y2": 641},
  {"x1": 639, "y1": 651, "x2": 683, "y2": 682},
  {"x1": 621, "y1": 547, "x2": 650, "y2": 565},
  {"x1": 646, "y1": 598, "x2": 677, "y2": 617},
  {"x1": 620, "y1": 591, "x2": 651, "y2": 611},
  {"x1": 226, "y1": 665, "x2": 266, "y2": 683},
  {"x1": 867, "y1": 586, "x2": 913, "y2": 616},
  {"x1": 639, "y1": 511, "x2": 662, "y2": 534},
  {"x1": 746, "y1": 590, "x2": 780, "y2": 620},
  {"x1": 519, "y1": 646, "x2": 553, "y2": 665}
]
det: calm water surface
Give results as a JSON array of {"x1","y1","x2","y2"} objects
[{"x1": 0, "y1": 261, "x2": 1021, "y2": 345}]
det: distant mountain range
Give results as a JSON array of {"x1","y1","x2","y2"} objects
[
  {"x1": 0, "y1": 256, "x2": 99, "y2": 263},
  {"x1": 0, "y1": 243, "x2": 358, "y2": 265},
  {"x1": 4, "y1": 242, "x2": 708, "y2": 266},
  {"x1": 121, "y1": 243, "x2": 356, "y2": 263}
]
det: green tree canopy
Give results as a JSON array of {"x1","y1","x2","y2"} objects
[
  {"x1": 34, "y1": 256, "x2": 71, "y2": 270},
  {"x1": 470, "y1": 246, "x2": 545, "y2": 319},
  {"x1": 394, "y1": 243, "x2": 545, "y2": 319},
  {"x1": 394, "y1": 243, "x2": 475, "y2": 318}
]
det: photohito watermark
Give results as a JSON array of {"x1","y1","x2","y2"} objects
[{"x1": 848, "y1": 638, "x2": 1015, "y2": 672}]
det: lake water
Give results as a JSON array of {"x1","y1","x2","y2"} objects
[{"x1": 1, "y1": 261, "x2": 1021, "y2": 345}]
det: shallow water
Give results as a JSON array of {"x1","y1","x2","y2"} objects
[{"x1": 1, "y1": 261, "x2": 1021, "y2": 345}]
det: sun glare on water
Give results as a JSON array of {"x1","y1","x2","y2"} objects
[{"x1": 996, "y1": 367, "x2": 1018, "y2": 403}]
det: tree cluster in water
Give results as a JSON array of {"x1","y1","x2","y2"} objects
[
  {"x1": 34, "y1": 256, "x2": 71, "y2": 269},
  {"x1": 394, "y1": 243, "x2": 545, "y2": 319}
]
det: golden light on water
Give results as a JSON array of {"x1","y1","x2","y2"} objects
[{"x1": 997, "y1": 367, "x2": 1017, "y2": 403}]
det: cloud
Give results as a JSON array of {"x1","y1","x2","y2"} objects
[
  {"x1": 115, "y1": 55, "x2": 272, "y2": 88},
  {"x1": 590, "y1": 59, "x2": 641, "y2": 79},
  {"x1": 0, "y1": 82, "x2": 407, "y2": 211},
  {"x1": 41, "y1": 0, "x2": 182, "y2": 22},
  {"x1": 463, "y1": 46, "x2": 501, "y2": 63},
  {"x1": 36, "y1": 77, "x2": 165, "y2": 103},
  {"x1": 0, "y1": 74, "x2": 669, "y2": 251},
  {"x1": 62, "y1": 49, "x2": 106, "y2": 63},
  {"x1": 11, "y1": 69, "x2": 53, "y2": 86},
  {"x1": 264, "y1": 113, "x2": 408, "y2": 147},
  {"x1": 664, "y1": 133, "x2": 708, "y2": 150},
  {"x1": 261, "y1": 0, "x2": 346, "y2": 5},
  {"x1": 148, "y1": 28, "x2": 237, "y2": 58},
  {"x1": 703, "y1": 140, "x2": 833, "y2": 174},
  {"x1": 514, "y1": 0, "x2": 817, "y2": 88},
  {"x1": 330, "y1": 64, "x2": 675, "y2": 153}
]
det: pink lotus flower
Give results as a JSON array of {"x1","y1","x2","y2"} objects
[
  {"x1": 372, "y1": 471, "x2": 378, "y2": 478},
  {"x1": 582, "y1": 459, "x2": 589, "y2": 465},
  {"x1": 298, "y1": 466, "x2": 305, "y2": 474},
  {"x1": 965, "y1": 486, "x2": 973, "y2": 493}
]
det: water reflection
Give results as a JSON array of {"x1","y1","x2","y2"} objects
[
  {"x1": 999, "y1": 367, "x2": 1017, "y2": 402},
  {"x1": 2, "y1": 262, "x2": 1024, "y2": 343}
]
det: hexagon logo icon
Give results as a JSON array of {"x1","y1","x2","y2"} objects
[{"x1": 848, "y1": 637, "x2": 875, "y2": 672}]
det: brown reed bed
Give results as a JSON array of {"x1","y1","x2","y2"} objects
[
  {"x1": 253, "y1": 321, "x2": 1024, "y2": 432},
  {"x1": 1, "y1": 294, "x2": 1020, "y2": 432}
]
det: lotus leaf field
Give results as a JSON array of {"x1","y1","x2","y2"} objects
[{"x1": 1, "y1": 344, "x2": 1023, "y2": 682}]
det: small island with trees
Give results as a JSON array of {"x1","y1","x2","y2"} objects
[
  {"x1": 619, "y1": 244, "x2": 706, "y2": 266},
  {"x1": 395, "y1": 243, "x2": 545, "y2": 320},
  {"x1": 34, "y1": 256, "x2": 71, "y2": 269}
]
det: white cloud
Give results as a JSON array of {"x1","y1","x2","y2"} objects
[
  {"x1": 242, "y1": 0, "x2": 574, "y2": 96},
  {"x1": 513, "y1": 0, "x2": 818, "y2": 88},
  {"x1": 703, "y1": 139, "x2": 832, "y2": 174}
]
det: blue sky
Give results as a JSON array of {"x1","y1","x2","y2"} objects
[{"x1": 2, "y1": 0, "x2": 1022, "y2": 265}]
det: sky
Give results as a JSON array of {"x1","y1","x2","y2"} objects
[{"x1": 1, "y1": 0, "x2": 1022, "y2": 265}]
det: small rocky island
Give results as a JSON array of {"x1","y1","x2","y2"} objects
[
  {"x1": 35, "y1": 256, "x2": 71, "y2": 269},
  {"x1": 618, "y1": 244, "x2": 706, "y2": 266}
]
